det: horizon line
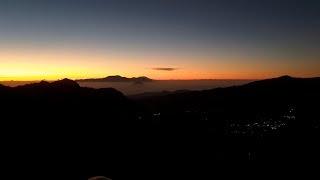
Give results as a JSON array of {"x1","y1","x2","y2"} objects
[
  {"x1": 1, "y1": 75, "x2": 319, "y2": 82},
  {"x1": 0, "y1": 78, "x2": 259, "y2": 82}
]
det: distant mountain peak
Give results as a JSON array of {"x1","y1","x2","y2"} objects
[
  {"x1": 39, "y1": 80, "x2": 50, "y2": 85},
  {"x1": 277, "y1": 75, "x2": 294, "y2": 80},
  {"x1": 77, "y1": 75, "x2": 153, "y2": 82},
  {"x1": 51, "y1": 78, "x2": 80, "y2": 88},
  {"x1": 16, "y1": 78, "x2": 80, "y2": 90}
]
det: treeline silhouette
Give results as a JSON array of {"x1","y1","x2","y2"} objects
[{"x1": 0, "y1": 76, "x2": 319, "y2": 179}]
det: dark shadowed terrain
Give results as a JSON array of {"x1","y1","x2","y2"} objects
[
  {"x1": 0, "y1": 76, "x2": 319, "y2": 179},
  {"x1": 1, "y1": 76, "x2": 253, "y2": 95},
  {"x1": 77, "y1": 78, "x2": 253, "y2": 95}
]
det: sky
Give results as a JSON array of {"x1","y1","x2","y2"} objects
[{"x1": 0, "y1": 0, "x2": 319, "y2": 80}]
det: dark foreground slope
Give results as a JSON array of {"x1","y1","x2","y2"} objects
[
  {"x1": 137, "y1": 75, "x2": 320, "y2": 128},
  {"x1": 135, "y1": 76, "x2": 320, "y2": 163},
  {"x1": 0, "y1": 79, "x2": 140, "y2": 179},
  {"x1": 0, "y1": 76, "x2": 319, "y2": 179}
]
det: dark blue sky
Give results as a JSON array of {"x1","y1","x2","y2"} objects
[{"x1": 0, "y1": 0, "x2": 319, "y2": 80}]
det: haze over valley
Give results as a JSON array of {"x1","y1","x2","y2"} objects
[{"x1": 0, "y1": 75, "x2": 254, "y2": 95}]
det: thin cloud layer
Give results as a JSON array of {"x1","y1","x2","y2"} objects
[{"x1": 152, "y1": 67, "x2": 178, "y2": 71}]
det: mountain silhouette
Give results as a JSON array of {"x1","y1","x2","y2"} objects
[
  {"x1": 136, "y1": 75, "x2": 320, "y2": 105},
  {"x1": 0, "y1": 79, "x2": 132, "y2": 123},
  {"x1": 77, "y1": 75, "x2": 153, "y2": 83},
  {"x1": 1, "y1": 75, "x2": 320, "y2": 179},
  {"x1": 14, "y1": 78, "x2": 80, "y2": 92},
  {"x1": 50, "y1": 78, "x2": 81, "y2": 88},
  {"x1": 133, "y1": 75, "x2": 320, "y2": 158}
]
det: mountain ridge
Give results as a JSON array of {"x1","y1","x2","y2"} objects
[
  {"x1": 1, "y1": 75, "x2": 319, "y2": 97},
  {"x1": 76, "y1": 75, "x2": 153, "y2": 83},
  {"x1": 0, "y1": 75, "x2": 320, "y2": 174}
]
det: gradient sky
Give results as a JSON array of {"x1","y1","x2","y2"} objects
[{"x1": 0, "y1": 0, "x2": 319, "y2": 80}]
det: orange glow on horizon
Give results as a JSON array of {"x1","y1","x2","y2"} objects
[{"x1": 0, "y1": 48, "x2": 319, "y2": 81}]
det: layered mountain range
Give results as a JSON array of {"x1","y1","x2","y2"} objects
[{"x1": 1, "y1": 75, "x2": 320, "y2": 179}]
